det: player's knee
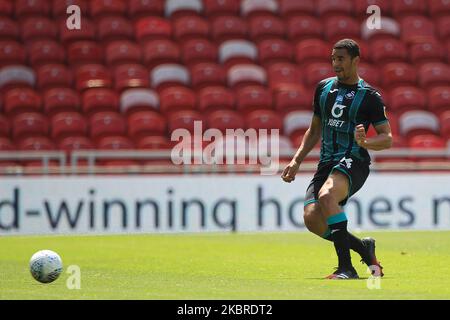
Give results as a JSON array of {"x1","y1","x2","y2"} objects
[
  {"x1": 303, "y1": 206, "x2": 319, "y2": 232},
  {"x1": 318, "y1": 189, "x2": 335, "y2": 209}
]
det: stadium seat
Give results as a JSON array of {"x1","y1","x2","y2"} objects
[
  {"x1": 248, "y1": 16, "x2": 285, "y2": 43},
  {"x1": 97, "y1": 136, "x2": 134, "y2": 150},
  {"x1": 324, "y1": 16, "x2": 360, "y2": 44},
  {"x1": 90, "y1": 0, "x2": 126, "y2": 19},
  {"x1": 227, "y1": 63, "x2": 267, "y2": 89},
  {"x1": 316, "y1": 0, "x2": 353, "y2": 18},
  {"x1": 190, "y1": 62, "x2": 226, "y2": 89},
  {"x1": 150, "y1": 64, "x2": 190, "y2": 91},
  {"x1": 36, "y1": 64, "x2": 73, "y2": 91},
  {"x1": 159, "y1": 86, "x2": 196, "y2": 113},
  {"x1": 258, "y1": 39, "x2": 294, "y2": 67},
  {"x1": 128, "y1": 0, "x2": 164, "y2": 20},
  {"x1": 173, "y1": 16, "x2": 209, "y2": 42},
  {"x1": 58, "y1": 136, "x2": 94, "y2": 152},
  {"x1": 59, "y1": 18, "x2": 96, "y2": 45},
  {"x1": 361, "y1": 17, "x2": 400, "y2": 42},
  {"x1": 219, "y1": 40, "x2": 258, "y2": 69},
  {"x1": 354, "y1": 0, "x2": 391, "y2": 20},
  {"x1": 245, "y1": 110, "x2": 282, "y2": 132},
  {"x1": 82, "y1": 88, "x2": 120, "y2": 115},
  {"x1": 143, "y1": 40, "x2": 181, "y2": 70},
  {"x1": 391, "y1": 0, "x2": 427, "y2": 18},
  {"x1": 206, "y1": 109, "x2": 245, "y2": 132},
  {"x1": 389, "y1": 86, "x2": 427, "y2": 115},
  {"x1": 0, "y1": 114, "x2": 9, "y2": 137},
  {"x1": 358, "y1": 62, "x2": 381, "y2": 87},
  {"x1": 0, "y1": 65, "x2": 35, "y2": 90},
  {"x1": 286, "y1": 15, "x2": 323, "y2": 42},
  {"x1": 409, "y1": 134, "x2": 446, "y2": 149},
  {"x1": 418, "y1": 63, "x2": 450, "y2": 89},
  {"x1": 28, "y1": 40, "x2": 65, "y2": 67},
  {"x1": 44, "y1": 88, "x2": 81, "y2": 116},
  {"x1": 409, "y1": 41, "x2": 445, "y2": 66},
  {"x1": 106, "y1": 41, "x2": 142, "y2": 67},
  {"x1": 120, "y1": 88, "x2": 159, "y2": 116},
  {"x1": 75, "y1": 64, "x2": 112, "y2": 91},
  {"x1": 89, "y1": 111, "x2": 127, "y2": 142},
  {"x1": 203, "y1": 0, "x2": 240, "y2": 18},
  {"x1": 241, "y1": 0, "x2": 279, "y2": 19},
  {"x1": 267, "y1": 63, "x2": 302, "y2": 88},
  {"x1": 0, "y1": 41, "x2": 26, "y2": 67},
  {"x1": 382, "y1": 63, "x2": 417, "y2": 88},
  {"x1": 18, "y1": 136, "x2": 55, "y2": 151},
  {"x1": 436, "y1": 17, "x2": 450, "y2": 41},
  {"x1": 67, "y1": 41, "x2": 103, "y2": 67},
  {"x1": 0, "y1": 17, "x2": 19, "y2": 40},
  {"x1": 295, "y1": 39, "x2": 330, "y2": 66},
  {"x1": 429, "y1": 0, "x2": 450, "y2": 19},
  {"x1": 211, "y1": 16, "x2": 248, "y2": 43},
  {"x1": 15, "y1": 0, "x2": 50, "y2": 19},
  {"x1": 0, "y1": 0, "x2": 13, "y2": 17},
  {"x1": 428, "y1": 86, "x2": 450, "y2": 116},
  {"x1": 236, "y1": 85, "x2": 272, "y2": 114},
  {"x1": 168, "y1": 110, "x2": 204, "y2": 134},
  {"x1": 12, "y1": 112, "x2": 49, "y2": 141},
  {"x1": 279, "y1": 0, "x2": 314, "y2": 18},
  {"x1": 97, "y1": 17, "x2": 134, "y2": 44},
  {"x1": 114, "y1": 64, "x2": 149, "y2": 92},
  {"x1": 181, "y1": 39, "x2": 218, "y2": 66},
  {"x1": 401, "y1": 16, "x2": 436, "y2": 46},
  {"x1": 198, "y1": 86, "x2": 235, "y2": 113},
  {"x1": 165, "y1": 0, "x2": 203, "y2": 19},
  {"x1": 53, "y1": 0, "x2": 89, "y2": 19},
  {"x1": 127, "y1": 111, "x2": 167, "y2": 141},
  {"x1": 135, "y1": 17, "x2": 172, "y2": 43},
  {"x1": 440, "y1": 111, "x2": 450, "y2": 139},
  {"x1": 283, "y1": 111, "x2": 313, "y2": 140},
  {"x1": 51, "y1": 112, "x2": 88, "y2": 142},
  {"x1": 274, "y1": 84, "x2": 311, "y2": 114},
  {"x1": 399, "y1": 110, "x2": 440, "y2": 139},
  {"x1": 21, "y1": 17, "x2": 57, "y2": 43},
  {"x1": 0, "y1": 137, "x2": 14, "y2": 151},
  {"x1": 370, "y1": 39, "x2": 408, "y2": 65},
  {"x1": 4, "y1": 88, "x2": 42, "y2": 116},
  {"x1": 136, "y1": 135, "x2": 173, "y2": 150},
  {"x1": 305, "y1": 63, "x2": 334, "y2": 88}
]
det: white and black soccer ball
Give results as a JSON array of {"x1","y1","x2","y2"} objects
[{"x1": 29, "y1": 250, "x2": 63, "y2": 283}]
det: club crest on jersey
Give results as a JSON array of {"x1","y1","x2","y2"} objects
[{"x1": 345, "y1": 91, "x2": 355, "y2": 100}]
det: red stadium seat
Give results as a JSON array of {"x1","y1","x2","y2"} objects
[
  {"x1": 4, "y1": 88, "x2": 42, "y2": 116},
  {"x1": 324, "y1": 16, "x2": 360, "y2": 44},
  {"x1": 279, "y1": 0, "x2": 314, "y2": 18},
  {"x1": 165, "y1": 0, "x2": 203, "y2": 19},
  {"x1": 428, "y1": 86, "x2": 450, "y2": 116},
  {"x1": 361, "y1": 17, "x2": 400, "y2": 42},
  {"x1": 97, "y1": 16, "x2": 134, "y2": 44},
  {"x1": 28, "y1": 40, "x2": 64, "y2": 67},
  {"x1": 211, "y1": 16, "x2": 248, "y2": 43},
  {"x1": 382, "y1": 63, "x2": 417, "y2": 88},
  {"x1": 0, "y1": 17, "x2": 19, "y2": 40},
  {"x1": 106, "y1": 41, "x2": 142, "y2": 67},
  {"x1": 82, "y1": 88, "x2": 119, "y2": 115},
  {"x1": 120, "y1": 88, "x2": 159, "y2": 115},
  {"x1": 59, "y1": 18, "x2": 96, "y2": 45},
  {"x1": 409, "y1": 134, "x2": 446, "y2": 149},
  {"x1": 354, "y1": 0, "x2": 391, "y2": 19},
  {"x1": 0, "y1": 0, "x2": 13, "y2": 17},
  {"x1": 44, "y1": 88, "x2": 81, "y2": 116},
  {"x1": 168, "y1": 110, "x2": 204, "y2": 134},
  {"x1": 267, "y1": 63, "x2": 302, "y2": 88},
  {"x1": 227, "y1": 64, "x2": 267, "y2": 89},
  {"x1": 440, "y1": 111, "x2": 450, "y2": 139},
  {"x1": 283, "y1": 111, "x2": 313, "y2": 140},
  {"x1": 305, "y1": 63, "x2": 334, "y2": 87},
  {"x1": 0, "y1": 137, "x2": 14, "y2": 151},
  {"x1": 287, "y1": 16, "x2": 323, "y2": 43},
  {"x1": 436, "y1": 17, "x2": 450, "y2": 41},
  {"x1": 159, "y1": 86, "x2": 196, "y2": 113},
  {"x1": 241, "y1": 0, "x2": 279, "y2": 19},
  {"x1": 127, "y1": 111, "x2": 167, "y2": 141},
  {"x1": 236, "y1": 85, "x2": 273, "y2": 114},
  {"x1": 67, "y1": 41, "x2": 103, "y2": 67},
  {"x1": 135, "y1": 17, "x2": 172, "y2": 43},
  {"x1": 75, "y1": 64, "x2": 112, "y2": 91},
  {"x1": 370, "y1": 39, "x2": 408, "y2": 65},
  {"x1": 37, "y1": 64, "x2": 73, "y2": 91},
  {"x1": 190, "y1": 62, "x2": 226, "y2": 89},
  {"x1": 274, "y1": 84, "x2": 311, "y2": 114},
  {"x1": 198, "y1": 86, "x2": 235, "y2": 113},
  {"x1": 0, "y1": 65, "x2": 36, "y2": 90},
  {"x1": 181, "y1": 39, "x2": 218, "y2": 66},
  {"x1": 0, "y1": 114, "x2": 9, "y2": 137},
  {"x1": 89, "y1": 112, "x2": 126, "y2": 142},
  {"x1": 18, "y1": 136, "x2": 55, "y2": 151},
  {"x1": 136, "y1": 135, "x2": 172, "y2": 150},
  {"x1": 150, "y1": 64, "x2": 190, "y2": 91},
  {"x1": 128, "y1": 0, "x2": 164, "y2": 20},
  {"x1": 173, "y1": 16, "x2": 209, "y2": 42},
  {"x1": 0, "y1": 41, "x2": 26, "y2": 67},
  {"x1": 391, "y1": 0, "x2": 427, "y2": 18},
  {"x1": 206, "y1": 109, "x2": 244, "y2": 132},
  {"x1": 317, "y1": 0, "x2": 353, "y2": 18},
  {"x1": 51, "y1": 112, "x2": 88, "y2": 142},
  {"x1": 258, "y1": 39, "x2": 294, "y2": 67},
  {"x1": 58, "y1": 136, "x2": 94, "y2": 152},
  {"x1": 219, "y1": 40, "x2": 257, "y2": 70},
  {"x1": 143, "y1": 40, "x2": 180, "y2": 69},
  {"x1": 203, "y1": 0, "x2": 239, "y2": 18},
  {"x1": 245, "y1": 109, "x2": 282, "y2": 132},
  {"x1": 399, "y1": 110, "x2": 440, "y2": 139},
  {"x1": 418, "y1": 63, "x2": 450, "y2": 89},
  {"x1": 21, "y1": 17, "x2": 57, "y2": 43},
  {"x1": 295, "y1": 39, "x2": 330, "y2": 66},
  {"x1": 114, "y1": 64, "x2": 149, "y2": 92},
  {"x1": 12, "y1": 112, "x2": 49, "y2": 141},
  {"x1": 248, "y1": 16, "x2": 285, "y2": 43},
  {"x1": 53, "y1": 0, "x2": 89, "y2": 19},
  {"x1": 429, "y1": 0, "x2": 450, "y2": 19},
  {"x1": 15, "y1": 0, "x2": 50, "y2": 19},
  {"x1": 90, "y1": 0, "x2": 126, "y2": 19},
  {"x1": 401, "y1": 16, "x2": 436, "y2": 46},
  {"x1": 358, "y1": 63, "x2": 381, "y2": 88},
  {"x1": 389, "y1": 86, "x2": 427, "y2": 114},
  {"x1": 97, "y1": 136, "x2": 134, "y2": 150},
  {"x1": 410, "y1": 41, "x2": 445, "y2": 66}
]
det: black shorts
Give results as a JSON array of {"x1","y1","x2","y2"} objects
[{"x1": 304, "y1": 156, "x2": 370, "y2": 207}]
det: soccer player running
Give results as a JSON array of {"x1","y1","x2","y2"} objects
[{"x1": 281, "y1": 39, "x2": 392, "y2": 279}]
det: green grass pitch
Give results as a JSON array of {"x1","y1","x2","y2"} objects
[{"x1": 1, "y1": 231, "x2": 450, "y2": 299}]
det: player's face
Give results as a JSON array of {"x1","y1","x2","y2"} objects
[{"x1": 331, "y1": 48, "x2": 359, "y2": 82}]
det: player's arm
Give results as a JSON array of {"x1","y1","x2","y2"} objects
[
  {"x1": 354, "y1": 122, "x2": 393, "y2": 151},
  {"x1": 281, "y1": 115, "x2": 321, "y2": 183}
]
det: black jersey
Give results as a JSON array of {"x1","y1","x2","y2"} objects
[{"x1": 313, "y1": 77, "x2": 388, "y2": 163}]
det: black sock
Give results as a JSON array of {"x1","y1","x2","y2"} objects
[
  {"x1": 324, "y1": 231, "x2": 366, "y2": 258},
  {"x1": 327, "y1": 213, "x2": 353, "y2": 270}
]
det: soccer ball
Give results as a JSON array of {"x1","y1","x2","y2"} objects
[{"x1": 29, "y1": 250, "x2": 63, "y2": 283}]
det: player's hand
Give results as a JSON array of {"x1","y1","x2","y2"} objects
[
  {"x1": 354, "y1": 124, "x2": 367, "y2": 147},
  {"x1": 281, "y1": 160, "x2": 300, "y2": 183}
]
